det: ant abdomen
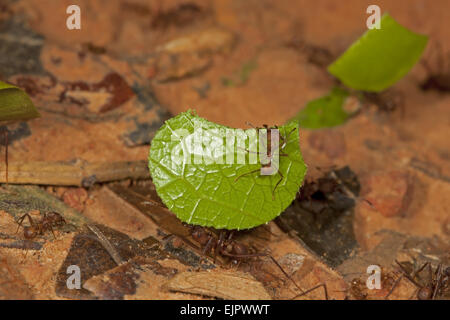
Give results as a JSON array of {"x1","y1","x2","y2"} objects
[{"x1": 417, "y1": 286, "x2": 433, "y2": 300}]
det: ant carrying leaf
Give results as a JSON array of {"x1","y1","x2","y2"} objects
[{"x1": 148, "y1": 111, "x2": 307, "y2": 230}]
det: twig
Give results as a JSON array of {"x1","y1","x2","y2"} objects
[{"x1": 86, "y1": 224, "x2": 124, "y2": 266}]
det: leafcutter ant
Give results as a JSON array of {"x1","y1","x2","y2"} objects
[
  {"x1": 388, "y1": 260, "x2": 450, "y2": 300},
  {"x1": 234, "y1": 123, "x2": 297, "y2": 200},
  {"x1": 186, "y1": 225, "x2": 304, "y2": 293},
  {"x1": 16, "y1": 211, "x2": 66, "y2": 240}
]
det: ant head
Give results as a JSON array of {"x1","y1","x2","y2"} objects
[
  {"x1": 191, "y1": 226, "x2": 210, "y2": 245},
  {"x1": 23, "y1": 226, "x2": 36, "y2": 239},
  {"x1": 46, "y1": 211, "x2": 58, "y2": 218}
]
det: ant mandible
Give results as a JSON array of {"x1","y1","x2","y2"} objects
[{"x1": 16, "y1": 211, "x2": 66, "y2": 240}]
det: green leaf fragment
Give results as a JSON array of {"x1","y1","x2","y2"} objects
[
  {"x1": 148, "y1": 111, "x2": 307, "y2": 230},
  {"x1": 0, "y1": 81, "x2": 40, "y2": 122},
  {"x1": 328, "y1": 14, "x2": 428, "y2": 92},
  {"x1": 290, "y1": 87, "x2": 350, "y2": 129}
]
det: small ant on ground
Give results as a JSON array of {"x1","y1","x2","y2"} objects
[
  {"x1": 15, "y1": 211, "x2": 66, "y2": 240},
  {"x1": 387, "y1": 260, "x2": 450, "y2": 300},
  {"x1": 420, "y1": 42, "x2": 450, "y2": 92},
  {"x1": 234, "y1": 123, "x2": 297, "y2": 200}
]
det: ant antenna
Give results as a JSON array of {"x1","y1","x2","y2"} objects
[
  {"x1": 245, "y1": 121, "x2": 257, "y2": 129},
  {"x1": 291, "y1": 283, "x2": 328, "y2": 300}
]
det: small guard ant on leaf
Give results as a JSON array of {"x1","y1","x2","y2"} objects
[{"x1": 234, "y1": 123, "x2": 297, "y2": 200}]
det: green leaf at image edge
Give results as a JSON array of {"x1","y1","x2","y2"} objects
[
  {"x1": 328, "y1": 14, "x2": 428, "y2": 92},
  {"x1": 148, "y1": 111, "x2": 307, "y2": 230},
  {"x1": 0, "y1": 81, "x2": 40, "y2": 122},
  {"x1": 290, "y1": 87, "x2": 350, "y2": 129}
]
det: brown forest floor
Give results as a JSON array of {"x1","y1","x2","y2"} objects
[{"x1": 0, "y1": 0, "x2": 449, "y2": 300}]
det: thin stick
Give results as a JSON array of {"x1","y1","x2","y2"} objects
[
  {"x1": 86, "y1": 224, "x2": 124, "y2": 266},
  {"x1": 385, "y1": 275, "x2": 403, "y2": 300},
  {"x1": 431, "y1": 264, "x2": 443, "y2": 300},
  {"x1": 220, "y1": 251, "x2": 304, "y2": 293},
  {"x1": 395, "y1": 260, "x2": 421, "y2": 288},
  {"x1": 292, "y1": 283, "x2": 328, "y2": 300}
]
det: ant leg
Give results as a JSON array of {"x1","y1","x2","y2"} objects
[
  {"x1": 432, "y1": 264, "x2": 443, "y2": 299},
  {"x1": 385, "y1": 274, "x2": 403, "y2": 300},
  {"x1": 234, "y1": 168, "x2": 261, "y2": 182},
  {"x1": 214, "y1": 231, "x2": 226, "y2": 263},
  {"x1": 413, "y1": 262, "x2": 429, "y2": 278},
  {"x1": 202, "y1": 235, "x2": 215, "y2": 256},
  {"x1": 15, "y1": 213, "x2": 34, "y2": 234},
  {"x1": 266, "y1": 254, "x2": 303, "y2": 293},
  {"x1": 222, "y1": 250, "x2": 304, "y2": 293},
  {"x1": 279, "y1": 127, "x2": 295, "y2": 142},
  {"x1": 272, "y1": 170, "x2": 284, "y2": 200},
  {"x1": 237, "y1": 146, "x2": 264, "y2": 155},
  {"x1": 395, "y1": 260, "x2": 421, "y2": 287},
  {"x1": 292, "y1": 283, "x2": 328, "y2": 300},
  {"x1": 245, "y1": 121, "x2": 257, "y2": 129},
  {"x1": 49, "y1": 225, "x2": 56, "y2": 239}
]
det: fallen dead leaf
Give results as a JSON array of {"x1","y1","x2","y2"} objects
[{"x1": 165, "y1": 269, "x2": 272, "y2": 300}]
